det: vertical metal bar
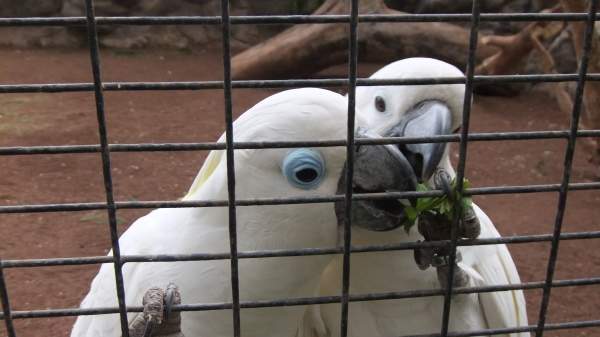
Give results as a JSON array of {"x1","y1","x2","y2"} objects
[
  {"x1": 439, "y1": 1, "x2": 481, "y2": 336},
  {"x1": 0, "y1": 263, "x2": 17, "y2": 337},
  {"x1": 535, "y1": 1, "x2": 598, "y2": 336},
  {"x1": 83, "y1": 0, "x2": 130, "y2": 336},
  {"x1": 340, "y1": 1, "x2": 359, "y2": 337},
  {"x1": 219, "y1": 1, "x2": 241, "y2": 337}
]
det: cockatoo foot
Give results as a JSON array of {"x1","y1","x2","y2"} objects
[
  {"x1": 126, "y1": 283, "x2": 184, "y2": 337},
  {"x1": 436, "y1": 263, "x2": 470, "y2": 289},
  {"x1": 432, "y1": 169, "x2": 481, "y2": 239},
  {"x1": 413, "y1": 170, "x2": 479, "y2": 289}
]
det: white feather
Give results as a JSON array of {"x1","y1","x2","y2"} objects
[
  {"x1": 71, "y1": 88, "x2": 352, "y2": 337},
  {"x1": 317, "y1": 58, "x2": 529, "y2": 337}
]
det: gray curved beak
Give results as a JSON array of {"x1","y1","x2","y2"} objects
[
  {"x1": 387, "y1": 100, "x2": 452, "y2": 182},
  {"x1": 335, "y1": 129, "x2": 417, "y2": 232}
]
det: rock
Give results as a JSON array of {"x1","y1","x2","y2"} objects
[
  {"x1": 61, "y1": 0, "x2": 132, "y2": 16},
  {"x1": 386, "y1": 0, "x2": 511, "y2": 14},
  {"x1": 0, "y1": 27, "x2": 81, "y2": 48},
  {"x1": 240, "y1": 0, "x2": 324, "y2": 15},
  {"x1": 101, "y1": 26, "x2": 190, "y2": 49},
  {"x1": 137, "y1": 0, "x2": 177, "y2": 15},
  {"x1": 61, "y1": 0, "x2": 132, "y2": 36},
  {"x1": 0, "y1": 0, "x2": 62, "y2": 17},
  {"x1": 547, "y1": 29, "x2": 578, "y2": 74}
]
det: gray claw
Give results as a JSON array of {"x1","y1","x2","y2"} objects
[
  {"x1": 432, "y1": 252, "x2": 470, "y2": 289},
  {"x1": 433, "y1": 169, "x2": 453, "y2": 199},
  {"x1": 436, "y1": 263, "x2": 470, "y2": 289},
  {"x1": 143, "y1": 287, "x2": 166, "y2": 325},
  {"x1": 142, "y1": 321, "x2": 154, "y2": 337},
  {"x1": 415, "y1": 169, "x2": 478, "y2": 290},
  {"x1": 433, "y1": 168, "x2": 481, "y2": 240},
  {"x1": 459, "y1": 206, "x2": 481, "y2": 239},
  {"x1": 126, "y1": 285, "x2": 184, "y2": 337},
  {"x1": 413, "y1": 242, "x2": 434, "y2": 270},
  {"x1": 158, "y1": 283, "x2": 183, "y2": 337},
  {"x1": 127, "y1": 287, "x2": 165, "y2": 337},
  {"x1": 164, "y1": 283, "x2": 180, "y2": 321}
]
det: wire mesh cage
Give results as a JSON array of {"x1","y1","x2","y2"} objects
[{"x1": 1, "y1": 1, "x2": 600, "y2": 337}]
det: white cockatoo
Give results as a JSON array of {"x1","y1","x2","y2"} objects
[
  {"x1": 317, "y1": 58, "x2": 529, "y2": 337},
  {"x1": 71, "y1": 88, "x2": 422, "y2": 337}
]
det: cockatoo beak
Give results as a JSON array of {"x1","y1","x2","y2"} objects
[
  {"x1": 335, "y1": 128, "x2": 418, "y2": 232},
  {"x1": 387, "y1": 100, "x2": 453, "y2": 182}
]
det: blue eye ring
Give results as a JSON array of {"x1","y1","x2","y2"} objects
[{"x1": 281, "y1": 149, "x2": 326, "y2": 190}]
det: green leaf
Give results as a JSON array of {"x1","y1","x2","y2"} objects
[
  {"x1": 405, "y1": 206, "x2": 417, "y2": 222},
  {"x1": 462, "y1": 196, "x2": 473, "y2": 208},
  {"x1": 462, "y1": 179, "x2": 471, "y2": 189},
  {"x1": 415, "y1": 199, "x2": 430, "y2": 212},
  {"x1": 401, "y1": 205, "x2": 419, "y2": 233},
  {"x1": 399, "y1": 177, "x2": 474, "y2": 233},
  {"x1": 416, "y1": 183, "x2": 429, "y2": 192},
  {"x1": 439, "y1": 199, "x2": 451, "y2": 215}
]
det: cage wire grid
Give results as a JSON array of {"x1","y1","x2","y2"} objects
[{"x1": 0, "y1": 0, "x2": 600, "y2": 337}]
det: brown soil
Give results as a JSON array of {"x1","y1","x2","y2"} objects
[{"x1": 1, "y1": 48, "x2": 599, "y2": 337}]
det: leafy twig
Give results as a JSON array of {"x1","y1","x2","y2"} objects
[{"x1": 402, "y1": 178, "x2": 472, "y2": 233}]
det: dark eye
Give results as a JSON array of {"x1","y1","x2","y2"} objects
[
  {"x1": 295, "y1": 168, "x2": 318, "y2": 183},
  {"x1": 375, "y1": 96, "x2": 386, "y2": 113},
  {"x1": 281, "y1": 149, "x2": 326, "y2": 189}
]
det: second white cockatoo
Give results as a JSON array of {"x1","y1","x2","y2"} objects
[
  {"x1": 317, "y1": 58, "x2": 529, "y2": 337},
  {"x1": 71, "y1": 88, "x2": 423, "y2": 337}
]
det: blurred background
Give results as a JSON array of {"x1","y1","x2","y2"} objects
[{"x1": 1, "y1": 1, "x2": 599, "y2": 336}]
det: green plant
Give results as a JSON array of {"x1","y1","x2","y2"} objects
[{"x1": 402, "y1": 178, "x2": 472, "y2": 233}]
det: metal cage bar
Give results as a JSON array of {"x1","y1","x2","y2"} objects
[
  {"x1": 83, "y1": 0, "x2": 130, "y2": 335},
  {"x1": 535, "y1": 1, "x2": 599, "y2": 337},
  {"x1": 2, "y1": 130, "x2": 600, "y2": 157},
  {"x1": 2, "y1": 275, "x2": 600, "y2": 321},
  {"x1": 1, "y1": 181, "x2": 600, "y2": 214},
  {"x1": 218, "y1": 1, "x2": 242, "y2": 336},
  {"x1": 1, "y1": 1, "x2": 600, "y2": 337},
  {"x1": 0, "y1": 12, "x2": 600, "y2": 27},
  {"x1": 439, "y1": 1, "x2": 481, "y2": 336},
  {"x1": 339, "y1": 1, "x2": 359, "y2": 337},
  {"x1": 3, "y1": 74, "x2": 600, "y2": 95},
  {"x1": 0, "y1": 265, "x2": 16, "y2": 337},
  {"x1": 1, "y1": 229, "x2": 600, "y2": 270}
]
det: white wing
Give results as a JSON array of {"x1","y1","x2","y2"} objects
[
  {"x1": 297, "y1": 305, "x2": 328, "y2": 337},
  {"x1": 71, "y1": 207, "x2": 231, "y2": 337},
  {"x1": 465, "y1": 204, "x2": 529, "y2": 337}
]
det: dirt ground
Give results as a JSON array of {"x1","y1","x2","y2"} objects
[{"x1": 1, "y1": 48, "x2": 599, "y2": 337}]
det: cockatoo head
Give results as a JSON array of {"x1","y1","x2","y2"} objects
[
  {"x1": 356, "y1": 58, "x2": 465, "y2": 184},
  {"x1": 185, "y1": 88, "x2": 421, "y2": 235}
]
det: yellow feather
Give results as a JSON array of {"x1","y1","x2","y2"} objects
[{"x1": 182, "y1": 149, "x2": 223, "y2": 200}]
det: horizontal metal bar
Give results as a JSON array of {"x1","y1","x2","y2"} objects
[
  {"x1": 2, "y1": 74, "x2": 600, "y2": 94},
  {"x1": 2, "y1": 9, "x2": 598, "y2": 337},
  {"x1": 1, "y1": 130, "x2": 600, "y2": 156},
  {"x1": 1, "y1": 182, "x2": 599, "y2": 214},
  {"x1": 405, "y1": 319, "x2": 600, "y2": 337},
  {"x1": 0, "y1": 13, "x2": 599, "y2": 27},
  {"x1": 363, "y1": 12, "x2": 600, "y2": 23},
  {"x1": 1, "y1": 276, "x2": 598, "y2": 320},
  {"x1": 2, "y1": 229, "x2": 600, "y2": 269}
]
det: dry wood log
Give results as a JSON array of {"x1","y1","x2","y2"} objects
[
  {"x1": 231, "y1": 0, "x2": 497, "y2": 80},
  {"x1": 560, "y1": 0, "x2": 600, "y2": 163},
  {"x1": 475, "y1": 5, "x2": 563, "y2": 76},
  {"x1": 475, "y1": 4, "x2": 577, "y2": 94}
]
